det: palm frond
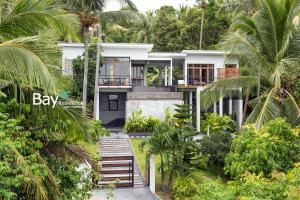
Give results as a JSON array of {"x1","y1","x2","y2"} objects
[
  {"x1": 0, "y1": 0, "x2": 79, "y2": 41},
  {"x1": 246, "y1": 87, "x2": 281, "y2": 128},
  {"x1": 200, "y1": 76, "x2": 257, "y2": 110},
  {"x1": 0, "y1": 42, "x2": 57, "y2": 93},
  {"x1": 283, "y1": 90, "x2": 300, "y2": 126}
]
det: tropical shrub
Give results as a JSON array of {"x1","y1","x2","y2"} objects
[
  {"x1": 226, "y1": 164, "x2": 300, "y2": 200},
  {"x1": 195, "y1": 179, "x2": 236, "y2": 200},
  {"x1": 124, "y1": 110, "x2": 161, "y2": 132},
  {"x1": 225, "y1": 118, "x2": 300, "y2": 178},
  {"x1": 173, "y1": 104, "x2": 192, "y2": 126},
  {"x1": 201, "y1": 113, "x2": 236, "y2": 134},
  {"x1": 172, "y1": 176, "x2": 198, "y2": 200},
  {"x1": 199, "y1": 131, "x2": 233, "y2": 167},
  {"x1": 193, "y1": 164, "x2": 300, "y2": 200},
  {"x1": 0, "y1": 97, "x2": 99, "y2": 200},
  {"x1": 199, "y1": 113, "x2": 235, "y2": 167}
]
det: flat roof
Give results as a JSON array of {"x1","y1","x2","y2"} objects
[
  {"x1": 181, "y1": 50, "x2": 226, "y2": 55},
  {"x1": 58, "y1": 42, "x2": 153, "y2": 51},
  {"x1": 58, "y1": 42, "x2": 228, "y2": 56},
  {"x1": 148, "y1": 52, "x2": 187, "y2": 59}
]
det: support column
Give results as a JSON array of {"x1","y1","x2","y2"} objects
[
  {"x1": 219, "y1": 91, "x2": 223, "y2": 116},
  {"x1": 196, "y1": 87, "x2": 201, "y2": 132},
  {"x1": 189, "y1": 91, "x2": 193, "y2": 115},
  {"x1": 149, "y1": 155, "x2": 156, "y2": 194},
  {"x1": 96, "y1": 89, "x2": 100, "y2": 120},
  {"x1": 184, "y1": 60, "x2": 188, "y2": 85},
  {"x1": 229, "y1": 96, "x2": 233, "y2": 115},
  {"x1": 213, "y1": 102, "x2": 217, "y2": 113},
  {"x1": 164, "y1": 65, "x2": 168, "y2": 86},
  {"x1": 238, "y1": 91, "x2": 243, "y2": 128},
  {"x1": 144, "y1": 65, "x2": 147, "y2": 86},
  {"x1": 168, "y1": 60, "x2": 173, "y2": 86}
]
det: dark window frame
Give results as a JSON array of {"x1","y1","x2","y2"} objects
[{"x1": 108, "y1": 95, "x2": 118, "y2": 111}]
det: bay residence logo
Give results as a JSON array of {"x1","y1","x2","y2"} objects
[{"x1": 33, "y1": 92, "x2": 82, "y2": 108}]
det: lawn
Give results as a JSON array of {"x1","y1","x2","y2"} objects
[{"x1": 130, "y1": 138, "x2": 222, "y2": 199}]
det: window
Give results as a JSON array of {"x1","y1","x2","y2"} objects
[
  {"x1": 187, "y1": 64, "x2": 214, "y2": 85},
  {"x1": 108, "y1": 95, "x2": 118, "y2": 111},
  {"x1": 64, "y1": 59, "x2": 73, "y2": 77},
  {"x1": 99, "y1": 57, "x2": 130, "y2": 86}
]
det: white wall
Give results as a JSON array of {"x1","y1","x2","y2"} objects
[
  {"x1": 185, "y1": 54, "x2": 239, "y2": 78},
  {"x1": 126, "y1": 100, "x2": 183, "y2": 121}
]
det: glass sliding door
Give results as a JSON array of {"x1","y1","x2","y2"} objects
[
  {"x1": 99, "y1": 57, "x2": 130, "y2": 86},
  {"x1": 188, "y1": 64, "x2": 214, "y2": 85}
]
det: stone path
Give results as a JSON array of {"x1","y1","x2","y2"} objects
[
  {"x1": 99, "y1": 135, "x2": 144, "y2": 187},
  {"x1": 91, "y1": 132, "x2": 158, "y2": 200}
]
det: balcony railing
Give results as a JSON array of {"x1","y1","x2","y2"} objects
[
  {"x1": 99, "y1": 75, "x2": 131, "y2": 86},
  {"x1": 217, "y1": 68, "x2": 240, "y2": 79},
  {"x1": 187, "y1": 77, "x2": 214, "y2": 86}
]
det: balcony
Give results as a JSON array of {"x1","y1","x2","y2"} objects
[
  {"x1": 99, "y1": 75, "x2": 131, "y2": 86},
  {"x1": 217, "y1": 68, "x2": 240, "y2": 79},
  {"x1": 187, "y1": 77, "x2": 214, "y2": 86}
]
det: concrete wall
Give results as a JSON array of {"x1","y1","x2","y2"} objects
[
  {"x1": 126, "y1": 99, "x2": 183, "y2": 121},
  {"x1": 99, "y1": 92, "x2": 126, "y2": 124},
  {"x1": 126, "y1": 92, "x2": 183, "y2": 121},
  {"x1": 185, "y1": 54, "x2": 239, "y2": 79}
]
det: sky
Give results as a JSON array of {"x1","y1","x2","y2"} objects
[{"x1": 105, "y1": 0, "x2": 196, "y2": 13}]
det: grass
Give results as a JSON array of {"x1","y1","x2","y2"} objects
[{"x1": 130, "y1": 138, "x2": 223, "y2": 199}]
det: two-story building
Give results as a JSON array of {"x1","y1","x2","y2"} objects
[{"x1": 59, "y1": 43, "x2": 243, "y2": 132}]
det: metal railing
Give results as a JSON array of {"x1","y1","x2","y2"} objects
[
  {"x1": 217, "y1": 68, "x2": 240, "y2": 79},
  {"x1": 99, "y1": 75, "x2": 131, "y2": 86}
]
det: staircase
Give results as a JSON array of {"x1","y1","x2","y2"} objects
[{"x1": 99, "y1": 137, "x2": 144, "y2": 188}]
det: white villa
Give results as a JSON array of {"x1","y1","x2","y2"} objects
[{"x1": 59, "y1": 43, "x2": 243, "y2": 131}]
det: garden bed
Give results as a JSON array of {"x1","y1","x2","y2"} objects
[{"x1": 128, "y1": 132, "x2": 153, "y2": 137}]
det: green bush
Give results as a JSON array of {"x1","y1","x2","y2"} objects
[
  {"x1": 124, "y1": 110, "x2": 161, "y2": 133},
  {"x1": 172, "y1": 176, "x2": 198, "y2": 200},
  {"x1": 201, "y1": 113, "x2": 236, "y2": 134},
  {"x1": 199, "y1": 131, "x2": 232, "y2": 167},
  {"x1": 225, "y1": 118, "x2": 300, "y2": 178},
  {"x1": 199, "y1": 113, "x2": 235, "y2": 167}
]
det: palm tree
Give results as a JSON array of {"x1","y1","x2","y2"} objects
[
  {"x1": 201, "y1": 0, "x2": 300, "y2": 128},
  {"x1": 0, "y1": 0, "x2": 100, "y2": 199},
  {"x1": 217, "y1": 0, "x2": 258, "y2": 17},
  {"x1": 140, "y1": 123, "x2": 171, "y2": 191},
  {"x1": 93, "y1": 4, "x2": 138, "y2": 118},
  {"x1": 63, "y1": 0, "x2": 136, "y2": 117},
  {"x1": 198, "y1": 0, "x2": 207, "y2": 49},
  {"x1": 133, "y1": 12, "x2": 154, "y2": 43}
]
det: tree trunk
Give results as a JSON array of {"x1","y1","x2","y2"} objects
[
  {"x1": 82, "y1": 26, "x2": 90, "y2": 116},
  {"x1": 257, "y1": 68, "x2": 261, "y2": 103},
  {"x1": 199, "y1": 5, "x2": 205, "y2": 49},
  {"x1": 93, "y1": 23, "x2": 102, "y2": 119},
  {"x1": 160, "y1": 154, "x2": 165, "y2": 191},
  {"x1": 242, "y1": 88, "x2": 250, "y2": 124}
]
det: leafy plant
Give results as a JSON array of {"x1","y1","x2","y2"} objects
[
  {"x1": 172, "y1": 176, "x2": 198, "y2": 200},
  {"x1": 225, "y1": 118, "x2": 300, "y2": 178},
  {"x1": 173, "y1": 104, "x2": 192, "y2": 126},
  {"x1": 124, "y1": 110, "x2": 161, "y2": 133},
  {"x1": 201, "y1": 113, "x2": 236, "y2": 134}
]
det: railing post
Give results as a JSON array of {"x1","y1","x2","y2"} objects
[{"x1": 132, "y1": 156, "x2": 134, "y2": 187}]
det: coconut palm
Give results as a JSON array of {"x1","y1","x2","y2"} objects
[
  {"x1": 62, "y1": 0, "x2": 136, "y2": 117},
  {"x1": 140, "y1": 122, "x2": 172, "y2": 191},
  {"x1": 197, "y1": 0, "x2": 207, "y2": 49},
  {"x1": 93, "y1": 4, "x2": 138, "y2": 118},
  {"x1": 201, "y1": 0, "x2": 300, "y2": 128},
  {"x1": 0, "y1": 0, "x2": 78, "y2": 93},
  {"x1": 217, "y1": 0, "x2": 258, "y2": 17},
  {"x1": 0, "y1": 0, "x2": 100, "y2": 199},
  {"x1": 133, "y1": 12, "x2": 154, "y2": 43}
]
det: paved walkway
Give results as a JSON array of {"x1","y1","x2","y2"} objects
[
  {"x1": 91, "y1": 132, "x2": 158, "y2": 200},
  {"x1": 91, "y1": 187, "x2": 158, "y2": 200}
]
